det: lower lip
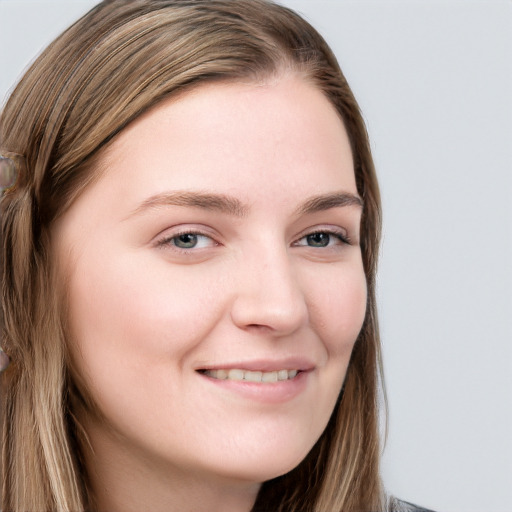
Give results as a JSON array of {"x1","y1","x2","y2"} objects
[{"x1": 198, "y1": 370, "x2": 310, "y2": 404}]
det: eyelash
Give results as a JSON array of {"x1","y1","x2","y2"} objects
[
  {"x1": 156, "y1": 229, "x2": 217, "y2": 252},
  {"x1": 156, "y1": 227, "x2": 351, "y2": 253},
  {"x1": 294, "y1": 229, "x2": 351, "y2": 248}
]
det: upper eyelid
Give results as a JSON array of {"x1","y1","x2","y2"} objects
[
  {"x1": 154, "y1": 224, "x2": 217, "y2": 240},
  {"x1": 294, "y1": 225, "x2": 349, "y2": 240}
]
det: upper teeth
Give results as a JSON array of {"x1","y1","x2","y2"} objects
[{"x1": 204, "y1": 369, "x2": 298, "y2": 383}]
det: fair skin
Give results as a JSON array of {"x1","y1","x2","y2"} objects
[{"x1": 53, "y1": 75, "x2": 367, "y2": 512}]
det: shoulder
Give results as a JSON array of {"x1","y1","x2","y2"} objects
[{"x1": 389, "y1": 498, "x2": 437, "y2": 512}]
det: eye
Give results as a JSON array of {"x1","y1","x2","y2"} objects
[
  {"x1": 157, "y1": 231, "x2": 216, "y2": 250},
  {"x1": 173, "y1": 233, "x2": 202, "y2": 249},
  {"x1": 294, "y1": 229, "x2": 350, "y2": 248},
  {"x1": 305, "y1": 232, "x2": 331, "y2": 248}
]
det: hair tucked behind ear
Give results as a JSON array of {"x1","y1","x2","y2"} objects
[{"x1": 1, "y1": 1, "x2": 384, "y2": 510}]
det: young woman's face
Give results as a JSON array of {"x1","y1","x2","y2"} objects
[{"x1": 54, "y1": 77, "x2": 366, "y2": 488}]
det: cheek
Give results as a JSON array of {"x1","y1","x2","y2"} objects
[
  {"x1": 306, "y1": 260, "x2": 367, "y2": 357},
  {"x1": 66, "y1": 249, "x2": 224, "y2": 375},
  {"x1": 64, "y1": 250, "x2": 227, "y2": 435}
]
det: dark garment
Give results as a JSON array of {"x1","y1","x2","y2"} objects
[{"x1": 392, "y1": 498, "x2": 436, "y2": 512}]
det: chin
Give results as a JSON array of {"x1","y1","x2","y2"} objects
[{"x1": 209, "y1": 444, "x2": 312, "y2": 484}]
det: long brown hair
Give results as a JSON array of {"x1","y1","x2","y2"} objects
[{"x1": 0, "y1": 1, "x2": 384, "y2": 510}]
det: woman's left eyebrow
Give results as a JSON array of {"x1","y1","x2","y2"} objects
[{"x1": 296, "y1": 192, "x2": 363, "y2": 215}]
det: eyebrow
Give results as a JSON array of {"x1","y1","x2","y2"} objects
[
  {"x1": 129, "y1": 190, "x2": 362, "y2": 219},
  {"x1": 130, "y1": 191, "x2": 248, "y2": 218},
  {"x1": 295, "y1": 191, "x2": 363, "y2": 215}
]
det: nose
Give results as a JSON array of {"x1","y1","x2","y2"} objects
[{"x1": 230, "y1": 247, "x2": 309, "y2": 336}]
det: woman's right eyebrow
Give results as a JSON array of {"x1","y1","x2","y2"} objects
[{"x1": 126, "y1": 191, "x2": 249, "y2": 219}]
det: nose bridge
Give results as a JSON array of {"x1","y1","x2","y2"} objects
[{"x1": 230, "y1": 241, "x2": 309, "y2": 335}]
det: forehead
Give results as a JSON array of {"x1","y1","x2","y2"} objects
[{"x1": 98, "y1": 77, "x2": 355, "y2": 197}]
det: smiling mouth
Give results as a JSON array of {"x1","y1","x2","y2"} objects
[{"x1": 199, "y1": 369, "x2": 300, "y2": 383}]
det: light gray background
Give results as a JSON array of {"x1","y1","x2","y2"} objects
[{"x1": 1, "y1": 1, "x2": 511, "y2": 511}]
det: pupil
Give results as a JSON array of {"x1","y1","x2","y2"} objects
[
  {"x1": 307, "y1": 233, "x2": 329, "y2": 247},
  {"x1": 175, "y1": 233, "x2": 198, "y2": 248}
]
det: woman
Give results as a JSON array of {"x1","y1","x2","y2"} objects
[{"x1": 0, "y1": 1, "x2": 432, "y2": 511}]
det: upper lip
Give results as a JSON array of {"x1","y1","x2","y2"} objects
[{"x1": 195, "y1": 357, "x2": 315, "y2": 373}]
